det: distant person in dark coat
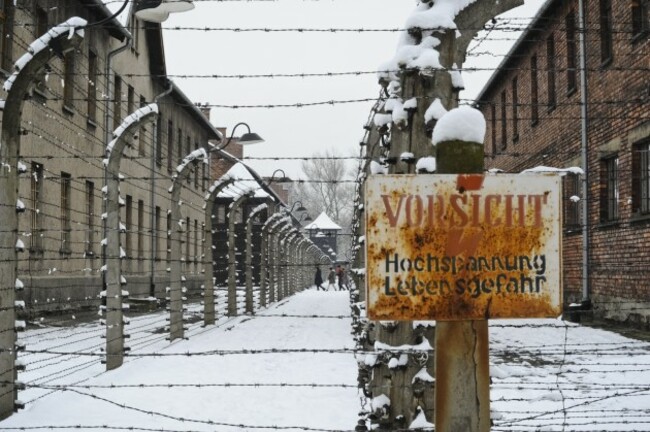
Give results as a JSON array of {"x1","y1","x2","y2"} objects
[
  {"x1": 314, "y1": 266, "x2": 324, "y2": 291},
  {"x1": 327, "y1": 267, "x2": 337, "y2": 291}
]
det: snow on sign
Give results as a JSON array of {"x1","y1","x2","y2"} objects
[{"x1": 365, "y1": 173, "x2": 562, "y2": 321}]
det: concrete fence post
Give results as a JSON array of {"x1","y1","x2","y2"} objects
[
  {"x1": 202, "y1": 178, "x2": 235, "y2": 325},
  {"x1": 227, "y1": 193, "x2": 251, "y2": 317},
  {"x1": 105, "y1": 105, "x2": 158, "y2": 369},
  {"x1": 0, "y1": 21, "x2": 84, "y2": 419},
  {"x1": 245, "y1": 203, "x2": 269, "y2": 314},
  {"x1": 169, "y1": 148, "x2": 209, "y2": 340}
]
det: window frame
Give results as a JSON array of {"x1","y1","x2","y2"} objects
[{"x1": 600, "y1": 154, "x2": 619, "y2": 222}]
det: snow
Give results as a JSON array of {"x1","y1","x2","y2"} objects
[
  {"x1": 404, "y1": 0, "x2": 478, "y2": 31},
  {"x1": 424, "y1": 98, "x2": 447, "y2": 123},
  {"x1": 176, "y1": 148, "x2": 208, "y2": 174},
  {"x1": 303, "y1": 212, "x2": 342, "y2": 231},
  {"x1": 107, "y1": 104, "x2": 158, "y2": 157},
  {"x1": 217, "y1": 163, "x2": 269, "y2": 199},
  {"x1": 370, "y1": 161, "x2": 388, "y2": 175},
  {"x1": 431, "y1": 105, "x2": 486, "y2": 145},
  {"x1": 416, "y1": 156, "x2": 436, "y2": 173},
  {"x1": 521, "y1": 165, "x2": 585, "y2": 175},
  {"x1": 5, "y1": 284, "x2": 650, "y2": 431},
  {"x1": 4, "y1": 17, "x2": 87, "y2": 92}
]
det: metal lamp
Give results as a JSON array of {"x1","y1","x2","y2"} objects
[{"x1": 135, "y1": 0, "x2": 195, "y2": 23}]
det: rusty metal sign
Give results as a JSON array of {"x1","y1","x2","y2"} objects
[{"x1": 365, "y1": 174, "x2": 562, "y2": 321}]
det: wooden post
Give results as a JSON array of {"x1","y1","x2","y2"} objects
[{"x1": 435, "y1": 140, "x2": 489, "y2": 432}]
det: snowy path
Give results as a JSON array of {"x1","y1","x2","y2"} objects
[{"x1": 4, "y1": 290, "x2": 359, "y2": 432}]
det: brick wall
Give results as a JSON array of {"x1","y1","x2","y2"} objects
[{"x1": 477, "y1": 0, "x2": 650, "y2": 327}]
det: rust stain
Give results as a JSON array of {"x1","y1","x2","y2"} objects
[{"x1": 365, "y1": 174, "x2": 562, "y2": 321}]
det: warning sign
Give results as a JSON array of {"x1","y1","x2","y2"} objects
[{"x1": 365, "y1": 174, "x2": 562, "y2": 321}]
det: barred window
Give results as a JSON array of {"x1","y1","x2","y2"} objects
[
  {"x1": 600, "y1": 155, "x2": 619, "y2": 222},
  {"x1": 60, "y1": 172, "x2": 71, "y2": 253},
  {"x1": 632, "y1": 140, "x2": 650, "y2": 215}
]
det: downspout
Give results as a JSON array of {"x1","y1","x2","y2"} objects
[
  {"x1": 150, "y1": 82, "x2": 174, "y2": 297},
  {"x1": 102, "y1": 36, "x2": 131, "y2": 287},
  {"x1": 578, "y1": 0, "x2": 590, "y2": 306}
]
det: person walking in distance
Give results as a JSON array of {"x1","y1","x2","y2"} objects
[
  {"x1": 327, "y1": 267, "x2": 337, "y2": 291},
  {"x1": 314, "y1": 266, "x2": 324, "y2": 291},
  {"x1": 338, "y1": 266, "x2": 347, "y2": 291}
]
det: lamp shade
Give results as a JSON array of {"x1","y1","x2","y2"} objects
[
  {"x1": 238, "y1": 132, "x2": 264, "y2": 146},
  {"x1": 135, "y1": 0, "x2": 194, "y2": 23}
]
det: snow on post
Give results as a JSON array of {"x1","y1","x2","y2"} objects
[
  {"x1": 105, "y1": 103, "x2": 159, "y2": 160},
  {"x1": 3, "y1": 17, "x2": 88, "y2": 92},
  {"x1": 431, "y1": 105, "x2": 486, "y2": 145}
]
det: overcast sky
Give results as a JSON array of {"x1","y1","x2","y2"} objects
[{"x1": 158, "y1": 0, "x2": 546, "y2": 179}]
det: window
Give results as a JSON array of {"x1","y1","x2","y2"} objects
[
  {"x1": 0, "y1": 0, "x2": 13, "y2": 70},
  {"x1": 632, "y1": 140, "x2": 650, "y2": 215},
  {"x1": 125, "y1": 195, "x2": 132, "y2": 258},
  {"x1": 86, "y1": 181, "x2": 95, "y2": 255},
  {"x1": 216, "y1": 205, "x2": 226, "y2": 224},
  {"x1": 511, "y1": 77, "x2": 519, "y2": 142},
  {"x1": 129, "y1": 12, "x2": 140, "y2": 52},
  {"x1": 167, "y1": 120, "x2": 174, "y2": 173},
  {"x1": 500, "y1": 90, "x2": 507, "y2": 150},
  {"x1": 185, "y1": 216, "x2": 190, "y2": 268},
  {"x1": 156, "y1": 119, "x2": 162, "y2": 166},
  {"x1": 60, "y1": 172, "x2": 71, "y2": 253},
  {"x1": 202, "y1": 150, "x2": 208, "y2": 191},
  {"x1": 34, "y1": 7, "x2": 48, "y2": 95},
  {"x1": 194, "y1": 141, "x2": 200, "y2": 188},
  {"x1": 87, "y1": 50, "x2": 98, "y2": 123},
  {"x1": 177, "y1": 127, "x2": 183, "y2": 165},
  {"x1": 30, "y1": 162, "x2": 44, "y2": 254},
  {"x1": 113, "y1": 75, "x2": 122, "y2": 129},
  {"x1": 139, "y1": 96, "x2": 147, "y2": 156},
  {"x1": 600, "y1": 155, "x2": 619, "y2": 222},
  {"x1": 186, "y1": 135, "x2": 192, "y2": 184},
  {"x1": 546, "y1": 34, "x2": 556, "y2": 110},
  {"x1": 530, "y1": 55, "x2": 539, "y2": 125},
  {"x1": 127, "y1": 85, "x2": 135, "y2": 116},
  {"x1": 632, "y1": 0, "x2": 649, "y2": 38},
  {"x1": 138, "y1": 199, "x2": 144, "y2": 260},
  {"x1": 166, "y1": 211, "x2": 172, "y2": 262},
  {"x1": 566, "y1": 12, "x2": 578, "y2": 94},
  {"x1": 491, "y1": 103, "x2": 497, "y2": 155},
  {"x1": 194, "y1": 219, "x2": 199, "y2": 265},
  {"x1": 63, "y1": 51, "x2": 75, "y2": 110},
  {"x1": 564, "y1": 173, "x2": 582, "y2": 230},
  {"x1": 155, "y1": 206, "x2": 161, "y2": 260},
  {"x1": 600, "y1": 0, "x2": 614, "y2": 64}
]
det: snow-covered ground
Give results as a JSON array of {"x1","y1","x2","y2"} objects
[{"x1": 3, "y1": 288, "x2": 650, "y2": 431}]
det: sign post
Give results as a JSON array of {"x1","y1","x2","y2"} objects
[{"x1": 365, "y1": 171, "x2": 562, "y2": 431}]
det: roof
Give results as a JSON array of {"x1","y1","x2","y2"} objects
[
  {"x1": 217, "y1": 162, "x2": 271, "y2": 199},
  {"x1": 171, "y1": 84, "x2": 221, "y2": 140},
  {"x1": 304, "y1": 212, "x2": 342, "y2": 231},
  {"x1": 473, "y1": 0, "x2": 555, "y2": 103}
]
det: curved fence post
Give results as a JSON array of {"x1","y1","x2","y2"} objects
[
  {"x1": 105, "y1": 105, "x2": 158, "y2": 369},
  {"x1": 202, "y1": 176, "x2": 235, "y2": 325},
  {"x1": 227, "y1": 192, "x2": 251, "y2": 316},
  {"x1": 0, "y1": 19, "x2": 85, "y2": 418},
  {"x1": 245, "y1": 202, "x2": 270, "y2": 314},
  {"x1": 169, "y1": 148, "x2": 209, "y2": 340}
]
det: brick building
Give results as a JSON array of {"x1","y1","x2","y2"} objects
[
  {"x1": 475, "y1": 0, "x2": 649, "y2": 326},
  {"x1": 3, "y1": 1, "x2": 220, "y2": 314}
]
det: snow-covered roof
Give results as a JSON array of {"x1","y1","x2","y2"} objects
[
  {"x1": 303, "y1": 212, "x2": 342, "y2": 231},
  {"x1": 217, "y1": 162, "x2": 269, "y2": 199}
]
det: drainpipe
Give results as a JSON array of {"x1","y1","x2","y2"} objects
[
  {"x1": 102, "y1": 36, "x2": 131, "y2": 288},
  {"x1": 578, "y1": 0, "x2": 591, "y2": 307},
  {"x1": 150, "y1": 82, "x2": 174, "y2": 297}
]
